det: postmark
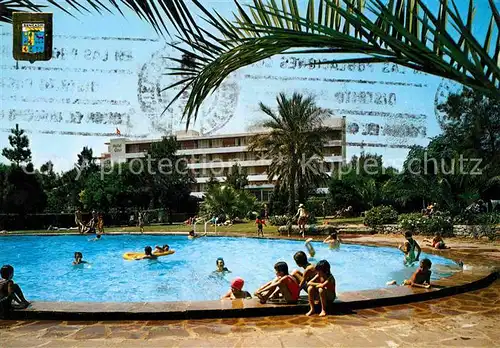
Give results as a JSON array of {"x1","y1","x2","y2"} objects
[
  {"x1": 434, "y1": 79, "x2": 462, "y2": 124},
  {"x1": 137, "y1": 43, "x2": 240, "y2": 135}
]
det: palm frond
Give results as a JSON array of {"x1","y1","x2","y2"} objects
[
  {"x1": 0, "y1": 0, "x2": 200, "y2": 37},
  {"x1": 164, "y1": 0, "x2": 500, "y2": 126}
]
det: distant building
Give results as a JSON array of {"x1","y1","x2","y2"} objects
[{"x1": 102, "y1": 117, "x2": 346, "y2": 200}]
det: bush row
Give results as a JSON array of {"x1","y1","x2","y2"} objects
[
  {"x1": 277, "y1": 224, "x2": 338, "y2": 235},
  {"x1": 361, "y1": 205, "x2": 500, "y2": 236},
  {"x1": 268, "y1": 214, "x2": 318, "y2": 226},
  {"x1": 0, "y1": 210, "x2": 190, "y2": 231}
]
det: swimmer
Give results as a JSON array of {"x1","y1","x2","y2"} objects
[
  {"x1": 221, "y1": 278, "x2": 252, "y2": 300},
  {"x1": 398, "y1": 241, "x2": 416, "y2": 266},
  {"x1": 304, "y1": 238, "x2": 316, "y2": 258},
  {"x1": 423, "y1": 233, "x2": 450, "y2": 249},
  {"x1": 398, "y1": 231, "x2": 421, "y2": 265},
  {"x1": 154, "y1": 244, "x2": 170, "y2": 253},
  {"x1": 73, "y1": 252, "x2": 88, "y2": 265},
  {"x1": 89, "y1": 234, "x2": 101, "y2": 242},
  {"x1": 136, "y1": 246, "x2": 157, "y2": 260},
  {"x1": 323, "y1": 230, "x2": 341, "y2": 249},
  {"x1": 188, "y1": 230, "x2": 206, "y2": 239},
  {"x1": 215, "y1": 257, "x2": 230, "y2": 273}
]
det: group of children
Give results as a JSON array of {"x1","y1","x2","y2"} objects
[{"x1": 221, "y1": 250, "x2": 337, "y2": 316}]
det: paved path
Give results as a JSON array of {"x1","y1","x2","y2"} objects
[{"x1": 1, "y1": 279, "x2": 499, "y2": 347}]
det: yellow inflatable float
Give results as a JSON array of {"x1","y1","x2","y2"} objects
[{"x1": 123, "y1": 250, "x2": 175, "y2": 260}]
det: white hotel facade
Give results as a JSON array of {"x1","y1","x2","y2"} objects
[{"x1": 102, "y1": 117, "x2": 346, "y2": 201}]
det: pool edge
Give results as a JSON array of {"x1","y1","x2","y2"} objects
[{"x1": 6, "y1": 270, "x2": 498, "y2": 321}]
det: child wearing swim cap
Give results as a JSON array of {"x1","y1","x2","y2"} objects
[{"x1": 221, "y1": 278, "x2": 252, "y2": 300}]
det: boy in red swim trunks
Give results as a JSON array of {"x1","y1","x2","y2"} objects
[{"x1": 254, "y1": 262, "x2": 299, "y2": 304}]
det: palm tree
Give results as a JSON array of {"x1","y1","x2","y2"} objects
[{"x1": 248, "y1": 93, "x2": 332, "y2": 215}]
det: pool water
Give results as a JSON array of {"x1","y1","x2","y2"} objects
[{"x1": 0, "y1": 235, "x2": 458, "y2": 302}]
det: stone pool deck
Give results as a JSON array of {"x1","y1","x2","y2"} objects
[{"x1": 1, "y1": 279, "x2": 499, "y2": 347}]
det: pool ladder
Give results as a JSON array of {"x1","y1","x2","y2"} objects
[{"x1": 193, "y1": 218, "x2": 217, "y2": 236}]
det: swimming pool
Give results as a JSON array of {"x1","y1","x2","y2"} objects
[{"x1": 0, "y1": 235, "x2": 458, "y2": 302}]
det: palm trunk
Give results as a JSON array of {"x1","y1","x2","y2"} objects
[{"x1": 288, "y1": 165, "x2": 296, "y2": 216}]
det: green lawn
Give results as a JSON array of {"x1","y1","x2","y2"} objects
[{"x1": 7, "y1": 217, "x2": 365, "y2": 234}]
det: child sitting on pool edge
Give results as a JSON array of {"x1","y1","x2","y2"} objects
[
  {"x1": 387, "y1": 258, "x2": 433, "y2": 288},
  {"x1": 291, "y1": 251, "x2": 317, "y2": 293},
  {"x1": 254, "y1": 262, "x2": 299, "y2": 304},
  {"x1": 423, "y1": 233, "x2": 450, "y2": 250},
  {"x1": 306, "y1": 260, "x2": 336, "y2": 317},
  {"x1": 73, "y1": 252, "x2": 88, "y2": 265},
  {"x1": 221, "y1": 277, "x2": 252, "y2": 300},
  {"x1": 0, "y1": 265, "x2": 30, "y2": 312}
]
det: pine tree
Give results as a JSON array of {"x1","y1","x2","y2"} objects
[{"x1": 2, "y1": 124, "x2": 31, "y2": 166}]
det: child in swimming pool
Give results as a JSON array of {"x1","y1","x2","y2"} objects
[
  {"x1": 136, "y1": 246, "x2": 157, "y2": 260},
  {"x1": 154, "y1": 244, "x2": 170, "y2": 253},
  {"x1": 323, "y1": 230, "x2": 341, "y2": 249},
  {"x1": 304, "y1": 238, "x2": 316, "y2": 257},
  {"x1": 387, "y1": 259, "x2": 432, "y2": 289},
  {"x1": 89, "y1": 234, "x2": 101, "y2": 242},
  {"x1": 291, "y1": 251, "x2": 317, "y2": 293},
  {"x1": 73, "y1": 252, "x2": 88, "y2": 265},
  {"x1": 306, "y1": 260, "x2": 336, "y2": 317},
  {"x1": 399, "y1": 231, "x2": 421, "y2": 265},
  {"x1": 221, "y1": 277, "x2": 252, "y2": 300},
  {"x1": 254, "y1": 262, "x2": 300, "y2": 304},
  {"x1": 188, "y1": 230, "x2": 207, "y2": 239},
  {"x1": 215, "y1": 258, "x2": 230, "y2": 273},
  {"x1": 423, "y1": 233, "x2": 450, "y2": 249}
]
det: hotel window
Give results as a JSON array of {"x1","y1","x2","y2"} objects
[
  {"x1": 223, "y1": 138, "x2": 236, "y2": 147},
  {"x1": 211, "y1": 139, "x2": 223, "y2": 148},
  {"x1": 246, "y1": 152, "x2": 256, "y2": 160},
  {"x1": 199, "y1": 139, "x2": 209, "y2": 148}
]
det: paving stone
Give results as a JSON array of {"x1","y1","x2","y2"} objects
[
  {"x1": 146, "y1": 326, "x2": 191, "y2": 339},
  {"x1": 71, "y1": 325, "x2": 108, "y2": 340}
]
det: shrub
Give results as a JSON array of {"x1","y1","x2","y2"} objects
[
  {"x1": 454, "y1": 212, "x2": 500, "y2": 225},
  {"x1": 363, "y1": 205, "x2": 398, "y2": 229},
  {"x1": 398, "y1": 213, "x2": 422, "y2": 233},
  {"x1": 398, "y1": 212, "x2": 453, "y2": 236},
  {"x1": 305, "y1": 197, "x2": 332, "y2": 218},
  {"x1": 268, "y1": 215, "x2": 291, "y2": 226},
  {"x1": 278, "y1": 224, "x2": 338, "y2": 235}
]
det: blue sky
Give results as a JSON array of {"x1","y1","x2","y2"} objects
[{"x1": 0, "y1": 0, "x2": 497, "y2": 171}]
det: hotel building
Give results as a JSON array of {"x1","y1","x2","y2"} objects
[{"x1": 102, "y1": 117, "x2": 346, "y2": 201}]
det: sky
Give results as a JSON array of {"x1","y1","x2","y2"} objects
[{"x1": 0, "y1": 0, "x2": 497, "y2": 172}]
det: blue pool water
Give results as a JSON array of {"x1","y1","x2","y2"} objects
[{"x1": 0, "y1": 235, "x2": 458, "y2": 302}]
